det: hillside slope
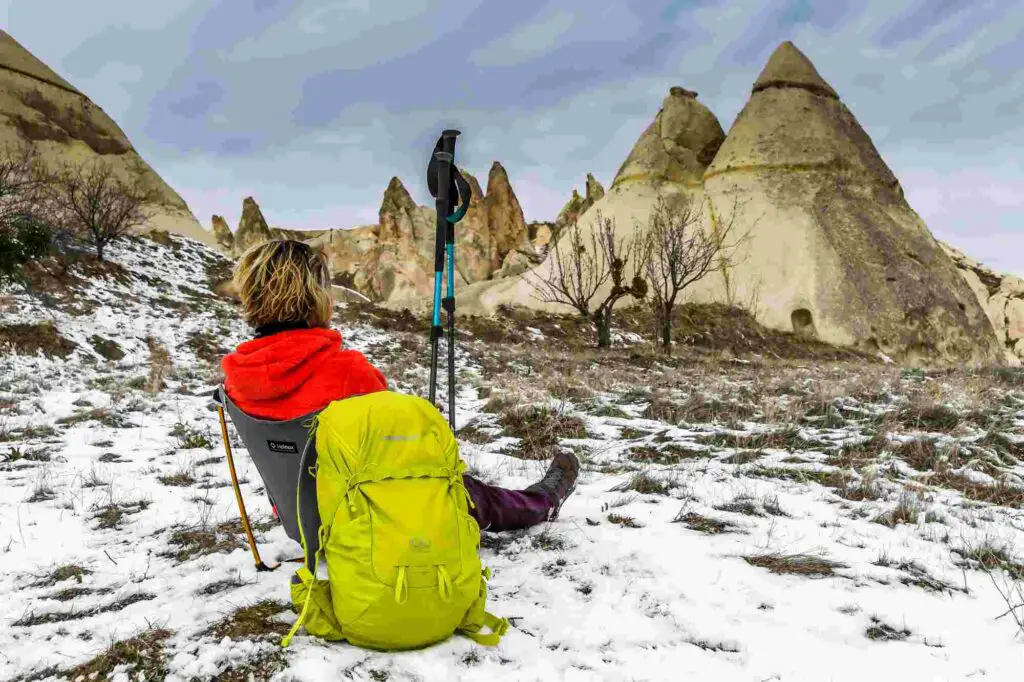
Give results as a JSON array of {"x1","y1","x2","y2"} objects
[
  {"x1": 0, "y1": 30, "x2": 216, "y2": 248},
  {"x1": 1, "y1": 237, "x2": 1023, "y2": 681}
]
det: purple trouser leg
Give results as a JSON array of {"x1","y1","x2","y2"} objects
[{"x1": 462, "y1": 475, "x2": 555, "y2": 532}]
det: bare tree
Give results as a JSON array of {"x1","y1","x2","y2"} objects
[
  {"x1": 640, "y1": 193, "x2": 749, "y2": 354},
  {"x1": 0, "y1": 140, "x2": 45, "y2": 225},
  {"x1": 524, "y1": 211, "x2": 646, "y2": 348},
  {"x1": 45, "y1": 158, "x2": 158, "y2": 262}
]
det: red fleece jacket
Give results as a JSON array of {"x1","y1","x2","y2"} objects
[{"x1": 221, "y1": 328, "x2": 387, "y2": 420}]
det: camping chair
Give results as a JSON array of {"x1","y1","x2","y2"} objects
[{"x1": 212, "y1": 387, "x2": 321, "y2": 572}]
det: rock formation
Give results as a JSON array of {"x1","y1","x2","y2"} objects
[
  {"x1": 232, "y1": 197, "x2": 275, "y2": 256},
  {"x1": 0, "y1": 30, "x2": 215, "y2": 247},
  {"x1": 698, "y1": 41, "x2": 1000, "y2": 366},
  {"x1": 611, "y1": 86, "x2": 725, "y2": 190},
  {"x1": 942, "y1": 242, "x2": 1024, "y2": 366},
  {"x1": 454, "y1": 41, "x2": 1005, "y2": 367},
  {"x1": 321, "y1": 165, "x2": 536, "y2": 302},
  {"x1": 211, "y1": 215, "x2": 233, "y2": 252}
]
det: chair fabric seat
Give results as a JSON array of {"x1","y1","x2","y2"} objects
[{"x1": 216, "y1": 387, "x2": 321, "y2": 565}]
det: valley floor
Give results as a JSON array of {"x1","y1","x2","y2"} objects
[{"x1": 2, "y1": 236, "x2": 1023, "y2": 681}]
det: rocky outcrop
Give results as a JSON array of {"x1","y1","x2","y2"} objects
[
  {"x1": 454, "y1": 42, "x2": 1004, "y2": 367},
  {"x1": 211, "y1": 215, "x2": 233, "y2": 251},
  {"x1": 0, "y1": 30, "x2": 216, "y2": 247},
  {"x1": 611, "y1": 86, "x2": 725, "y2": 190},
  {"x1": 323, "y1": 164, "x2": 536, "y2": 302},
  {"x1": 232, "y1": 197, "x2": 275, "y2": 256},
  {"x1": 941, "y1": 242, "x2": 1024, "y2": 365},
  {"x1": 692, "y1": 41, "x2": 1001, "y2": 366}
]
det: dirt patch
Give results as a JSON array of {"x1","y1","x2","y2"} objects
[{"x1": 0, "y1": 322, "x2": 76, "y2": 358}]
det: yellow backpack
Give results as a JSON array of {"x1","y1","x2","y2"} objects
[{"x1": 281, "y1": 391, "x2": 508, "y2": 650}]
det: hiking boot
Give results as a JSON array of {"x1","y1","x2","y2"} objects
[{"x1": 525, "y1": 450, "x2": 580, "y2": 521}]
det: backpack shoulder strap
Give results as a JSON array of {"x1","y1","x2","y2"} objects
[{"x1": 296, "y1": 432, "x2": 321, "y2": 570}]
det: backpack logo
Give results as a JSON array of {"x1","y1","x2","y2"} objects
[
  {"x1": 409, "y1": 536, "x2": 431, "y2": 552},
  {"x1": 382, "y1": 435, "x2": 421, "y2": 442},
  {"x1": 267, "y1": 439, "x2": 299, "y2": 454}
]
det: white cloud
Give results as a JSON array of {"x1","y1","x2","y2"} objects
[{"x1": 471, "y1": 9, "x2": 578, "y2": 67}]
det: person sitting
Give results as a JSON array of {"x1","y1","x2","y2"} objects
[{"x1": 220, "y1": 239, "x2": 580, "y2": 532}]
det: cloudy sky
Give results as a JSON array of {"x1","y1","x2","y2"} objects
[{"x1": 3, "y1": 0, "x2": 1023, "y2": 273}]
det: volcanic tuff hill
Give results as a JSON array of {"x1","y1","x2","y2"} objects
[
  {"x1": 0, "y1": 30, "x2": 216, "y2": 247},
  {"x1": 454, "y1": 41, "x2": 1007, "y2": 367}
]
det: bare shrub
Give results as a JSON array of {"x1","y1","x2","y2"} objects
[
  {"x1": 523, "y1": 214, "x2": 646, "y2": 348},
  {"x1": 639, "y1": 194, "x2": 749, "y2": 353}
]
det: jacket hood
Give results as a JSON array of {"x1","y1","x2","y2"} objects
[{"x1": 222, "y1": 328, "x2": 342, "y2": 403}]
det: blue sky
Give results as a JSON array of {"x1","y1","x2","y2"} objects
[{"x1": 3, "y1": 0, "x2": 1023, "y2": 273}]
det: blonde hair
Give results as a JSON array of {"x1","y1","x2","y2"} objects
[{"x1": 233, "y1": 239, "x2": 333, "y2": 329}]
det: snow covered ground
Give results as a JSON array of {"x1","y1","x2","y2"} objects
[{"x1": 2, "y1": 235, "x2": 1024, "y2": 681}]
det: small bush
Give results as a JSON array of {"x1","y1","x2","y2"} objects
[
  {"x1": 0, "y1": 212, "x2": 51, "y2": 287},
  {"x1": 171, "y1": 423, "x2": 214, "y2": 450}
]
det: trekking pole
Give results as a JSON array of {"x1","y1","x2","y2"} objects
[
  {"x1": 216, "y1": 406, "x2": 278, "y2": 572},
  {"x1": 445, "y1": 168, "x2": 470, "y2": 431},
  {"x1": 426, "y1": 130, "x2": 471, "y2": 428}
]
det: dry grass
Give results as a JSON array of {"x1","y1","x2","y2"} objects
[
  {"x1": 611, "y1": 471, "x2": 674, "y2": 496},
  {"x1": 498, "y1": 405, "x2": 588, "y2": 459},
  {"x1": 952, "y1": 541, "x2": 1024, "y2": 581},
  {"x1": 642, "y1": 392, "x2": 755, "y2": 426},
  {"x1": 92, "y1": 499, "x2": 150, "y2": 529},
  {"x1": 894, "y1": 438, "x2": 961, "y2": 472},
  {"x1": 673, "y1": 510, "x2": 739, "y2": 534},
  {"x1": 62, "y1": 628, "x2": 172, "y2": 681},
  {"x1": 455, "y1": 421, "x2": 496, "y2": 445},
  {"x1": 928, "y1": 472, "x2": 1024, "y2": 509},
  {"x1": 13, "y1": 592, "x2": 155, "y2": 627},
  {"x1": 743, "y1": 553, "x2": 847, "y2": 578},
  {"x1": 715, "y1": 493, "x2": 764, "y2": 517},
  {"x1": 56, "y1": 407, "x2": 128, "y2": 428},
  {"x1": 897, "y1": 399, "x2": 963, "y2": 433},
  {"x1": 828, "y1": 430, "x2": 892, "y2": 469},
  {"x1": 0, "y1": 322, "x2": 77, "y2": 358},
  {"x1": 31, "y1": 563, "x2": 92, "y2": 588},
  {"x1": 206, "y1": 599, "x2": 292, "y2": 640},
  {"x1": 872, "y1": 491, "x2": 921, "y2": 527},
  {"x1": 865, "y1": 616, "x2": 911, "y2": 641},
  {"x1": 607, "y1": 513, "x2": 643, "y2": 528},
  {"x1": 697, "y1": 426, "x2": 814, "y2": 452},
  {"x1": 162, "y1": 521, "x2": 246, "y2": 563},
  {"x1": 627, "y1": 443, "x2": 708, "y2": 465},
  {"x1": 158, "y1": 466, "x2": 198, "y2": 487}
]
